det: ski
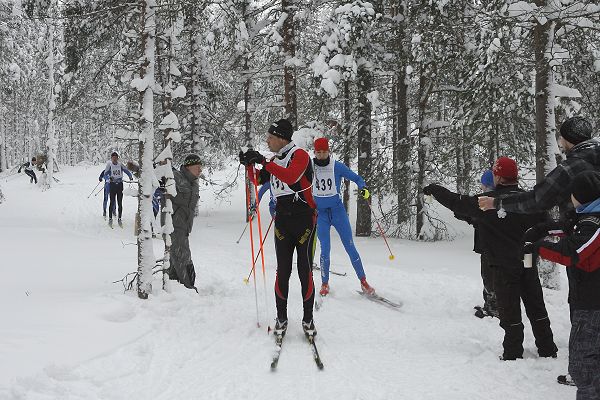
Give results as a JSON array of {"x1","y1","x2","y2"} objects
[
  {"x1": 357, "y1": 291, "x2": 403, "y2": 310},
  {"x1": 306, "y1": 334, "x2": 324, "y2": 370},
  {"x1": 270, "y1": 333, "x2": 285, "y2": 370},
  {"x1": 312, "y1": 263, "x2": 347, "y2": 277}
]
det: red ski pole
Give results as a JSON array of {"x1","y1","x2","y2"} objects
[{"x1": 367, "y1": 200, "x2": 395, "y2": 261}]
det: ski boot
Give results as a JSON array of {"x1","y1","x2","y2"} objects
[
  {"x1": 557, "y1": 374, "x2": 576, "y2": 386},
  {"x1": 273, "y1": 319, "x2": 288, "y2": 338},
  {"x1": 360, "y1": 278, "x2": 375, "y2": 295},
  {"x1": 319, "y1": 283, "x2": 329, "y2": 296},
  {"x1": 108, "y1": 218, "x2": 113, "y2": 228},
  {"x1": 302, "y1": 319, "x2": 317, "y2": 338},
  {"x1": 118, "y1": 218, "x2": 123, "y2": 228}
]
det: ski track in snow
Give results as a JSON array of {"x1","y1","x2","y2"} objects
[{"x1": 0, "y1": 165, "x2": 574, "y2": 400}]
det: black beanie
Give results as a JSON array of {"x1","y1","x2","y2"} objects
[
  {"x1": 560, "y1": 116, "x2": 593, "y2": 145},
  {"x1": 571, "y1": 171, "x2": 600, "y2": 205},
  {"x1": 268, "y1": 119, "x2": 294, "y2": 141},
  {"x1": 183, "y1": 154, "x2": 202, "y2": 167},
  {"x1": 111, "y1": 151, "x2": 119, "y2": 157}
]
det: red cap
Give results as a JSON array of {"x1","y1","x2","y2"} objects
[
  {"x1": 314, "y1": 138, "x2": 329, "y2": 152},
  {"x1": 493, "y1": 156, "x2": 518, "y2": 180}
]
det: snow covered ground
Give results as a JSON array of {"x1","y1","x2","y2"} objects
[{"x1": 0, "y1": 164, "x2": 575, "y2": 400}]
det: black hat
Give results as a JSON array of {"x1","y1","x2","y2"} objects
[
  {"x1": 111, "y1": 151, "x2": 119, "y2": 157},
  {"x1": 183, "y1": 154, "x2": 202, "y2": 167},
  {"x1": 560, "y1": 116, "x2": 592, "y2": 145},
  {"x1": 268, "y1": 119, "x2": 294, "y2": 141},
  {"x1": 571, "y1": 171, "x2": 600, "y2": 205}
]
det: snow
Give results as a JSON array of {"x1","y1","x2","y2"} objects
[
  {"x1": 0, "y1": 165, "x2": 574, "y2": 400},
  {"x1": 158, "y1": 111, "x2": 180, "y2": 131},
  {"x1": 552, "y1": 83, "x2": 581, "y2": 98}
]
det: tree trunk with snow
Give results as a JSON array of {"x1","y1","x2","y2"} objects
[
  {"x1": 281, "y1": 0, "x2": 297, "y2": 127},
  {"x1": 136, "y1": 0, "x2": 157, "y2": 300},
  {"x1": 415, "y1": 67, "x2": 431, "y2": 240},
  {"x1": 342, "y1": 80, "x2": 351, "y2": 212},
  {"x1": 355, "y1": 67, "x2": 372, "y2": 237},
  {"x1": 44, "y1": 17, "x2": 57, "y2": 189},
  {"x1": 187, "y1": 11, "x2": 206, "y2": 155}
]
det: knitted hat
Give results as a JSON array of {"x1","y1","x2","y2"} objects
[
  {"x1": 480, "y1": 169, "x2": 494, "y2": 188},
  {"x1": 111, "y1": 152, "x2": 119, "y2": 157},
  {"x1": 560, "y1": 116, "x2": 592, "y2": 145},
  {"x1": 268, "y1": 119, "x2": 294, "y2": 141},
  {"x1": 314, "y1": 138, "x2": 329, "y2": 152},
  {"x1": 571, "y1": 171, "x2": 600, "y2": 205},
  {"x1": 183, "y1": 154, "x2": 202, "y2": 167},
  {"x1": 492, "y1": 157, "x2": 518, "y2": 180}
]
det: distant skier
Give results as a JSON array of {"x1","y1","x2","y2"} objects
[
  {"x1": 424, "y1": 157, "x2": 558, "y2": 361},
  {"x1": 311, "y1": 137, "x2": 374, "y2": 297},
  {"x1": 18, "y1": 157, "x2": 38, "y2": 184},
  {"x1": 239, "y1": 118, "x2": 317, "y2": 339},
  {"x1": 98, "y1": 169, "x2": 115, "y2": 219},
  {"x1": 101, "y1": 152, "x2": 133, "y2": 227},
  {"x1": 167, "y1": 154, "x2": 202, "y2": 291}
]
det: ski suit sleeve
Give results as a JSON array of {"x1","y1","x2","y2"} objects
[
  {"x1": 335, "y1": 161, "x2": 366, "y2": 189},
  {"x1": 493, "y1": 164, "x2": 571, "y2": 213},
  {"x1": 99, "y1": 170, "x2": 106, "y2": 181},
  {"x1": 122, "y1": 165, "x2": 133, "y2": 180},
  {"x1": 103, "y1": 162, "x2": 111, "y2": 179},
  {"x1": 258, "y1": 182, "x2": 271, "y2": 203},
  {"x1": 427, "y1": 185, "x2": 481, "y2": 219},
  {"x1": 264, "y1": 150, "x2": 309, "y2": 185},
  {"x1": 536, "y1": 219, "x2": 600, "y2": 272}
]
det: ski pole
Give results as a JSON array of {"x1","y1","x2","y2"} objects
[
  {"x1": 243, "y1": 217, "x2": 274, "y2": 283},
  {"x1": 236, "y1": 220, "x2": 249, "y2": 244},
  {"x1": 87, "y1": 181, "x2": 102, "y2": 198},
  {"x1": 366, "y1": 200, "x2": 395, "y2": 261},
  {"x1": 93, "y1": 185, "x2": 104, "y2": 197},
  {"x1": 249, "y1": 164, "x2": 270, "y2": 332},
  {"x1": 244, "y1": 166, "x2": 260, "y2": 328}
]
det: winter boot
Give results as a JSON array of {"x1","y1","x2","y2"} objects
[
  {"x1": 302, "y1": 319, "x2": 317, "y2": 338},
  {"x1": 360, "y1": 278, "x2": 375, "y2": 295},
  {"x1": 273, "y1": 319, "x2": 288, "y2": 338},
  {"x1": 319, "y1": 283, "x2": 329, "y2": 296},
  {"x1": 118, "y1": 218, "x2": 123, "y2": 228},
  {"x1": 108, "y1": 218, "x2": 113, "y2": 228},
  {"x1": 103, "y1": 211, "x2": 106, "y2": 218},
  {"x1": 557, "y1": 374, "x2": 576, "y2": 386}
]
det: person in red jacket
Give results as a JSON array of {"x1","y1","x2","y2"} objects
[
  {"x1": 240, "y1": 119, "x2": 317, "y2": 339},
  {"x1": 525, "y1": 171, "x2": 600, "y2": 398}
]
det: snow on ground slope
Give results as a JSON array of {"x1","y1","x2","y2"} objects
[{"x1": 0, "y1": 165, "x2": 574, "y2": 400}]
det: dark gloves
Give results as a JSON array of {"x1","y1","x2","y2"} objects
[
  {"x1": 239, "y1": 150, "x2": 265, "y2": 166},
  {"x1": 522, "y1": 241, "x2": 536, "y2": 255},
  {"x1": 423, "y1": 184, "x2": 442, "y2": 196},
  {"x1": 359, "y1": 188, "x2": 370, "y2": 200},
  {"x1": 99, "y1": 177, "x2": 103, "y2": 182}
]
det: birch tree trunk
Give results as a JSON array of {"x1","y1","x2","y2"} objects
[
  {"x1": 137, "y1": 0, "x2": 157, "y2": 300},
  {"x1": 281, "y1": 0, "x2": 297, "y2": 127},
  {"x1": 342, "y1": 80, "x2": 351, "y2": 211},
  {"x1": 45, "y1": 16, "x2": 57, "y2": 188}
]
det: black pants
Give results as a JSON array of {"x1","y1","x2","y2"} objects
[
  {"x1": 109, "y1": 182, "x2": 124, "y2": 219},
  {"x1": 569, "y1": 310, "x2": 600, "y2": 400},
  {"x1": 493, "y1": 264, "x2": 557, "y2": 359},
  {"x1": 481, "y1": 254, "x2": 496, "y2": 311},
  {"x1": 25, "y1": 170, "x2": 37, "y2": 184},
  {"x1": 274, "y1": 212, "x2": 316, "y2": 323}
]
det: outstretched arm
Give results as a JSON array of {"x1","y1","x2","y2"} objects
[{"x1": 335, "y1": 161, "x2": 366, "y2": 189}]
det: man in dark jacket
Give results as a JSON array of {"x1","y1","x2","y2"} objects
[
  {"x1": 424, "y1": 157, "x2": 558, "y2": 360},
  {"x1": 168, "y1": 154, "x2": 201, "y2": 291},
  {"x1": 18, "y1": 157, "x2": 38, "y2": 184},
  {"x1": 526, "y1": 171, "x2": 600, "y2": 398}
]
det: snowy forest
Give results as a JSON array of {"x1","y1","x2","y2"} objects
[{"x1": 2, "y1": 0, "x2": 599, "y2": 235}]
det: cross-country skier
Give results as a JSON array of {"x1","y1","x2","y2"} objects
[
  {"x1": 166, "y1": 154, "x2": 202, "y2": 291},
  {"x1": 18, "y1": 157, "x2": 38, "y2": 184},
  {"x1": 311, "y1": 137, "x2": 374, "y2": 297},
  {"x1": 239, "y1": 118, "x2": 317, "y2": 339},
  {"x1": 101, "y1": 152, "x2": 133, "y2": 227},
  {"x1": 424, "y1": 157, "x2": 558, "y2": 361},
  {"x1": 98, "y1": 169, "x2": 115, "y2": 218}
]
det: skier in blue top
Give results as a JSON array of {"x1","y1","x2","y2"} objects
[
  {"x1": 257, "y1": 181, "x2": 276, "y2": 218},
  {"x1": 312, "y1": 137, "x2": 374, "y2": 296},
  {"x1": 98, "y1": 169, "x2": 115, "y2": 219}
]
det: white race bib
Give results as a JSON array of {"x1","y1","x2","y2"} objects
[
  {"x1": 313, "y1": 160, "x2": 337, "y2": 197},
  {"x1": 270, "y1": 146, "x2": 299, "y2": 198}
]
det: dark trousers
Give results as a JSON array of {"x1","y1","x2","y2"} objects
[
  {"x1": 108, "y1": 182, "x2": 124, "y2": 219},
  {"x1": 274, "y1": 212, "x2": 316, "y2": 323},
  {"x1": 169, "y1": 228, "x2": 196, "y2": 290},
  {"x1": 569, "y1": 309, "x2": 600, "y2": 400},
  {"x1": 481, "y1": 254, "x2": 496, "y2": 311},
  {"x1": 493, "y1": 264, "x2": 557, "y2": 359},
  {"x1": 25, "y1": 170, "x2": 37, "y2": 184}
]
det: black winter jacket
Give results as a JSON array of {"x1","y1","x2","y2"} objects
[{"x1": 428, "y1": 184, "x2": 544, "y2": 266}]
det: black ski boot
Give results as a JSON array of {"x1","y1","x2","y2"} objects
[
  {"x1": 274, "y1": 319, "x2": 288, "y2": 338},
  {"x1": 302, "y1": 319, "x2": 317, "y2": 338}
]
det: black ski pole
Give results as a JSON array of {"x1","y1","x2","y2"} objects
[
  {"x1": 87, "y1": 181, "x2": 102, "y2": 198},
  {"x1": 236, "y1": 220, "x2": 249, "y2": 244}
]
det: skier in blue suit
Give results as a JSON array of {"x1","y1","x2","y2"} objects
[
  {"x1": 98, "y1": 169, "x2": 115, "y2": 218},
  {"x1": 312, "y1": 137, "x2": 374, "y2": 296},
  {"x1": 257, "y1": 181, "x2": 276, "y2": 218}
]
